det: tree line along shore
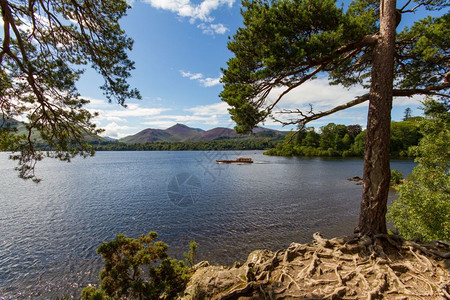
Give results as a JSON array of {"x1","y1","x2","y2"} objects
[{"x1": 88, "y1": 117, "x2": 423, "y2": 158}]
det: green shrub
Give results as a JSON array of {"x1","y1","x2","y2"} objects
[
  {"x1": 184, "y1": 240, "x2": 198, "y2": 268},
  {"x1": 388, "y1": 99, "x2": 449, "y2": 242},
  {"x1": 81, "y1": 232, "x2": 193, "y2": 300},
  {"x1": 81, "y1": 286, "x2": 111, "y2": 300},
  {"x1": 390, "y1": 169, "x2": 403, "y2": 185},
  {"x1": 327, "y1": 148, "x2": 339, "y2": 157}
]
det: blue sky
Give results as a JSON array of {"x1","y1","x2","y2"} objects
[{"x1": 2, "y1": 1, "x2": 441, "y2": 138}]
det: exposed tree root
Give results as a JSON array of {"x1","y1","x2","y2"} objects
[{"x1": 180, "y1": 233, "x2": 450, "y2": 299}]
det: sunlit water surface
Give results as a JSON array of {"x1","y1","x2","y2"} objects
[{"x1": 0, "y1": 151, "x2": 415, "y2": 298}]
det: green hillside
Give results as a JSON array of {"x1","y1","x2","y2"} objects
[
  {"x1": 118, "y1": 124, "x2": 286, "y2": 144},
  {"x1": 1, "y1": 118, "x2": 108, "y2": 149}
]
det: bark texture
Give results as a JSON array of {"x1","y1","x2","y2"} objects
[{"x1": 357, "y1": 0, "x2": 397, "y2": 235}]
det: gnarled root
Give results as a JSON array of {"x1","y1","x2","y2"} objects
[{"x1": 180, "y1": 233, "x2": 450, "y2": 300}]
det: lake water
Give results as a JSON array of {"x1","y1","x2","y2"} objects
[{"x1": 0, "y1": 151, "x2": 415, "y2": 298}]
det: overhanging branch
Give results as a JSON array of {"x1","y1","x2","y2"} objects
[
  {"x1": 250, "y1": 33, "x2": 378, "y2": 113},
  {"x1": 266, "y1": 65, "x2": 324, "y2": 112},
  {"x1": 272, "y1": 82, "x2": 449, "y2": 128},
  {"x1": 275, "y1": 93, "x2": 370, "y2": 128},
  {"x1": 393, "y1": 83, "x2": 450, "y2": 98}
]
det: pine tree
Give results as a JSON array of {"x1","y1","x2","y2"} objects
[
  {"x1": 0, "y1": 0, "x2": 140, "y2": 181},
  {"x1": 221, "y1": 0, "x2": 449, "y2": 235}
]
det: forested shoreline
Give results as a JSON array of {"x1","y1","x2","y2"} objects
[
  {"x1": 264, "y1": 118, "x2": 423, "y2": 158},
  {"x1": 90, "y1": 118, "x2": 423, "y2": 159},
  {"x1": 91, "y1": 137, "x2": 280, "y2": 151}
]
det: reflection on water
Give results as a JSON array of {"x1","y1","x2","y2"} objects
[{"x1": 0, "y1": 151, "x2": 415, "y2": 298}]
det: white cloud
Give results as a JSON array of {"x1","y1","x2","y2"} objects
[
  {"x1": 197, "y1": 23, "x2": 229, "y2": 35},
  {"x1": 96, "y1": 107, "x2": 170, "y2": 122},
  {"x1": 186, "y1": 101, "x2": 230, "y2": 116},
  {"x1": 143, "y1": 0, "x2": 235, "y2": 23},
  {"x1": 200, "y1": 76, "x2": 222, "y2": 87},
  {"x1": 141, "y1": 114, "x2": 225, "y2": 129},
  {"x1": 261, "y1": 78, "x2": 428, "y2": 128},
  {"x1": 392, "y1": 94, "x2": 424, "y2": 106},
  {"x1": 181, "y1": 71, "x2": 203, "y2": 80},
  {"x1": 85, "y1": 97, "x2": 171, "y2": 124},
  {"x1": 143, "y1": 114, "x2": 220, "y2": 125},
  {"x1": 142, "y1": 0, "x2": 234, "y2": 34},
  {"x1": 267, "y1": 77, "x2": 426, "y2": 112},
  {"x1": 84, "y1": 97, "x2": 111, "y2": 108},
  {"x1": 140, "y1": 103, "x2": 233, "y2": 129},
  {"x1": 116, "y1": 103, "x2": 170, "y2": 117},
  {"x1": 0, "y1": 13, "x2": 50, "y2": 33},
  {"x1": 210, "y1": 23, "x2": 229, "y2": 34},
  {"x1": 104, "y1": 116, "x2": 128, "y2": 122},
  {"x1": 262, "y1": 79, "x2": 369, "y2": 127},
  {"x1": 141, "y1": 120, "x2": 178, "y2": 129},
  {"x1": 180, "y1": 70, "x2": 222, "y2": 87},
  {"x1": 99, "y1": 122, "x2": 138, "y2": 139},
  {"x1": 82, "y1": 96, "x2": 234, "y2": 135}
]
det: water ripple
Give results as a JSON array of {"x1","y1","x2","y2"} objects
[{"x1": 0, "y1": 151, "x2": 415, "y2": 298}]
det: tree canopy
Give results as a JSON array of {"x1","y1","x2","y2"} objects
[
  {"x1": 221, "y1": 0, "x2": 449, "y2": 235},
  {"x1": 265, "y1": 119, "x2": 422, "y2": 157},
  {"x1": 221, "y1": 0, "x2": 448, "y2": 131},
  {"x1": 0, "y1": 0, "x2": 140, "y2": 181}
]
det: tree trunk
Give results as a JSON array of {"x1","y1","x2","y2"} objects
[{"x1": 356, "y1": 0, "x2": 397, "y2": 235}]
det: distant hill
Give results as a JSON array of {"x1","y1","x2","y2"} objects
[
  {"x1": 1, "y1": 118, "x2": 40, "y2": 141},
  {"x1": 252, "y1": 127, "x2": 277, "y2": 133},
  {"x1": 3, "y1": 119, "x2": 285, "y2": 146},
  {"x1": 1, "y1": 118, "x2": 27, "y2": 132},
  {"x1": 120, "y1": 124, "x2": 204, "y2": 143},
  {"x1": 165, "y1": 124, "x2": 205, "y2": 141},
  {"x1": 0, "y1": 118, "x2": 18, "y2": 127},
  {"x1": 118, "y1": 124, "x2": 286, "y2": 144},
  {"x1": 1, "y1": 118, "x2": 108, "y2": 145},
  {"x1": 120, "y1": 128, "x2": 174, "y2": 143},
  {"x1": 3, "y1": 119, "x2": 285, "y2": 147},
  {"x1": 197, "y1": 127, "x2": 236, "y2": 141}
]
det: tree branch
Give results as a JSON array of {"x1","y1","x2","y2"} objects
[
  {"x1": 400, "y1": 1, "x2": 432, "y2": 13},
  {"x1": 274, "y1": 93, "x2": 371, "y2": 128},
  {"x1": 249, "y1": 32, "x2": 379, "y2": 113},
  {"x1": 394, "y1": 83, "x2": 450, "y2": 97},
  {"x1": 255, "y1": 34, "x2": 379, "y2": 114},
  {"x1": 266, "y1": 65, "x2": 324, "y2": 112},
  {"x1": 272, "y1": 82, "x2": 449, "y2": 128},
  {"x1": 0, "y1": 0, "x2": 12, "y2": 64},
  {"x1": 335, "y1": 34, "x2": 378, "y2": 55},
  {"x1": 400, "y1": 0, "x2": 413, "y2": 11}
]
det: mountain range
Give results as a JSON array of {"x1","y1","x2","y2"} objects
[
  {"x1": 118, "y1": 123, "x2": 285, "y2": 144},
  {"x1": 2, "y1": 119, "x2": 286, "y2": 144}
]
